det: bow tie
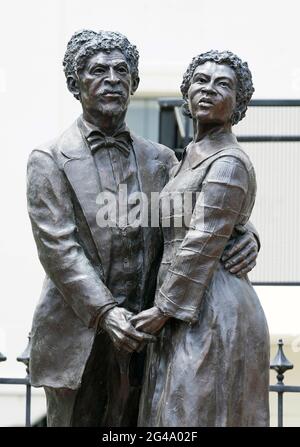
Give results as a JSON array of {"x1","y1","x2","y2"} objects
[{"x1": 86, "y1": 129, "x2": 132, "y2": 157}]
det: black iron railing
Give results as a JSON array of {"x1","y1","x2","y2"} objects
[
  {"x1": 0, "y1": 337, "x2": 299, "y2": 427},
  {"x1": 0, "y1": 336, "x2": 31, "y2": 427},
  {"x1": 269, "y1": 339, "x2": 300, "y2": 427}
]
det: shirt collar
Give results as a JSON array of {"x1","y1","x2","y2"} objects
[{"x1": 78, "y1": 115, "x2": 132, "y2": 141}]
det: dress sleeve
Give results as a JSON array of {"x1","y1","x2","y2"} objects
[
  {"x1": 27, "y1": 149, "x2": 117, "y2": 328},
  {"x1": 155, "y1": 156, "x2": 250, "y2": 323}
]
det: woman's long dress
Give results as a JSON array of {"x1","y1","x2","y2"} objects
[{"x1": 138, "y1": 134, "x2": 270, "y2": 427}]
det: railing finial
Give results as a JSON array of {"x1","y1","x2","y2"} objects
[{"x1": 270, "y1": 339, "x2": 293, "y2": 384}]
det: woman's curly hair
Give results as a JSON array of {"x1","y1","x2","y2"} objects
[{"x1": 180, "y1": 50, "x2": 254, "y2": 125}]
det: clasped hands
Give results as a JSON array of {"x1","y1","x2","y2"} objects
[
  {"x1": 99, "y1": 306, "x2": 166, "y2": 354},
  {"x1": 101, "y1": 231, "x2": 258, "y2": 353}
]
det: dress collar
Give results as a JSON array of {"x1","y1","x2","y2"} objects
[
  {"x1": 186, "y1": 131, "x2": 239, "y2": 169},
  {"x1": 173, "y1": 131, "x2": 240, "y2": 177}
]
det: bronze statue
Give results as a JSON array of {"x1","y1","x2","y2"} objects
[
  {"x1": 134, "y1": 51, "x2": 270, "y2": 427},
  {"x1": 27, "y1": 32, "x2": 261, "y2": 427}
]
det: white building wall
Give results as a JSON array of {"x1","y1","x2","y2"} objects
[{"x1": 0, "y1": 0, "x2": 299, "y2": 426}]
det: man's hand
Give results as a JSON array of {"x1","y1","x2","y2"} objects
[
  {"x1": 130, "y1": 306, "x2": 169, "y2": 335},
  {"x1": 100, "y1": 307, "x2": 156, "y2": 353},
  {"x1": 222, "y1": 231, "x2": 258, "y2": 278}
]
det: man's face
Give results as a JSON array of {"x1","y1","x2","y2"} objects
[{"x1": 77, "y1": 49, "x2": 134, "y2": 117}]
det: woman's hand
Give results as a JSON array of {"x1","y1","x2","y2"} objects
[{"x1": 130, "y1": 306, "x2": 170, "y2": 335}]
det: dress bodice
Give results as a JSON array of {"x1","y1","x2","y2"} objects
[{"x1": 155, "y1": 139, "x2": 256, "y2": 323}]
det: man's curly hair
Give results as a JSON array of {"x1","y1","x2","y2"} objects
[
  {"x1": 180, "y1": 50, "x2": 254, "y2": 125},
  {"x1": 63, "y1": 29, "x2": 139, "y2": 99}
]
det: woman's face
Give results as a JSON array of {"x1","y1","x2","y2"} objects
[{"x1": 187, "y1": 61, "x2": 237, "y2": 125}]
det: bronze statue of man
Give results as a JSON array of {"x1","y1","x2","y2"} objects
[{"x1": 27, "y1": 30, "x2": 260, "y2": 427}]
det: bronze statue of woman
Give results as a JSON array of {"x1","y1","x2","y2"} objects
[{"x1": 131, "y1": 50, "x2": 270, "y2": 427}]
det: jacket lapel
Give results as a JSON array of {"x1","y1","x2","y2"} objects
[
  {"x1": 131, "y1": 134, "x2": 164, "y2": 296},
  {"x1": 131, "y1": 133, "x2": 169, "y2": 201},
  {"x1": 58, "y1": 120, "x2": 112, "y2": 282}
]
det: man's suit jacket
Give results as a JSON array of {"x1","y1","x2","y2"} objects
[{"x1": 27, "y1": 118, "x2": 178, "y2": 389}]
